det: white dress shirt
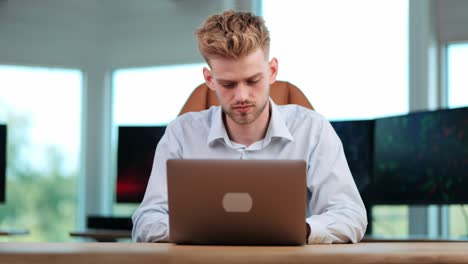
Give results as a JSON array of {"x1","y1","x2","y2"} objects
[{"x1": 132, "y1": 100, "x2": 367, "y2": 244}]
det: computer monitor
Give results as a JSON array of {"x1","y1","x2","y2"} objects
[
  {"x1": 331, "y1": 120, "x2": 374, "y2": 204},
  {"x1": 116, "y1": 126, "x2": 166, "y2": 203},
  {"x1": 0, "y1": 124, "x2": 6, "y2": 203},
  {"x1": 373, "y1": 107, "x2": 468, "y2": 204}
]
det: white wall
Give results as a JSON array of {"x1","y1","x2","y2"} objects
[
  {"x1": 102, "y1": 0, "x2": 226, "y2": 68},
  {"x1": 0, "y1": 0, "x2": 100, "y2": 68},
  {"x1": 0, "y1": 0, "x2": 237, "y2": 69}
]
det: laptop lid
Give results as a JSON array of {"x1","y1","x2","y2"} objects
[{"x1": 167, "y1": 159, "x2": 307, "y2": 246}]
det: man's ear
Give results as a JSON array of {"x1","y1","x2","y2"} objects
[
  {"x1": 268, "y1": 57, "x2": 278, "y2": 85},
  {"x1": 203, "y1": 67, "x2": 215, "y2": 91}
]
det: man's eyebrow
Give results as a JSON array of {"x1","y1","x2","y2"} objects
[
  {"x1": 246, "y1": 73, "x2": 264, "y2": 80},
  {"x1": 216, "y1": 78, "x2": 234, "y2": 83},
  {"x1": 216, "y1": 73, "x2": 263, "y2": 83}
]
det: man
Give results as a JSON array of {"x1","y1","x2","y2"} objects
[{"x1": 132, "y1": 10, "x2": 367, "y2": 244}]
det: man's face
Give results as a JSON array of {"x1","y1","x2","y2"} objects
[{"x1": 203, "y1": 49, "x2": 278, "y2": 126}]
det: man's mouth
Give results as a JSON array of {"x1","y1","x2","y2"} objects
[{"x1": 233, "y1": 105, "x2": 253, "y2": 113}]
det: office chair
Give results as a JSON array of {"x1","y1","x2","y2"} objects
[{"x1": 178, "y1": 81, "x2": 314, "y2": 116}]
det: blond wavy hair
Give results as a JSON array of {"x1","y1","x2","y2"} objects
[{"x1": 195, "y1": 10, "x2": 270, "y2": 62}]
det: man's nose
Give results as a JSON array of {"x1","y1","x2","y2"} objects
[{"x1": 234, "y1": 84, "x2": 249, "y2": 102}]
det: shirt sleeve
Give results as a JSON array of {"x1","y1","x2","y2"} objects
[
  {"x1": 305, "y1": 118, "x2": 368, "y2": 244},
  {"x1": 131, "y1": 121, "x2": 183, "y2": 242}
]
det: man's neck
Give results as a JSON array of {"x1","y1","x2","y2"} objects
[{"x1": 225, "y1": 101, "x2": 271, "y2": 147}]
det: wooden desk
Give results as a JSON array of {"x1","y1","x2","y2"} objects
[
  {"x1": 362, "y1": 235, "x2": 468, "y2": 243},
  {"x1": 1, "y1": 242, "x2": 468, "y2": 264},
  {"x1": 69, "y1": 229, "x2": 131, "y2": 242}
]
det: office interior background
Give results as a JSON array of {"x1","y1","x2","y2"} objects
[{"x1": 0, "y1": 0, "x2": 467, "y2": 242}]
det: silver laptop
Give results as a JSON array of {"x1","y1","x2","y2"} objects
[{"x1": 167, "y1": 159, "x2": 307, "y2": 246}]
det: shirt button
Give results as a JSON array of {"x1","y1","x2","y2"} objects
[{"x1": 241, "y1": 150, "x2": 248, "y2": 160}]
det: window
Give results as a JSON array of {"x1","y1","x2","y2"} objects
[
  {"x1": 113, "y1": 63, "x2": 206, "y2": 126},
  {"x1": 263, "y1": 0, "x2": 409, "y2": 120},
  {"x1": 447, "y1": 43, "x2": 468, "y2": 239},
  {"x1": 0, "y1": 65, "x2": 82, "y2": 241},
  {"x1": 372, "y1": 206, "x2": 409, "y2": 236},
  {"x1": 263, "y1": 0, "x2": 409, "y2": 237},
  {"x1": 112, "y1": 63, "x2": 205, "y2": 215},
  {"x1": 447, "y1": 43, "x2": 468, "y2": 108}
]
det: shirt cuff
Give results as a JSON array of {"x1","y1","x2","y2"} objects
[
  {"x1": 306, "y1": 216, "x2": 334, "y2": 244},
  {"x1": 145, "y1": 217, "x2": 169, "y2": 242}
]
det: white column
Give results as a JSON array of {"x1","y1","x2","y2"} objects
[
  {"x1": 408, "y1": 0, "x2": 440, "y2": 237},
  {"x1": 409, "y1": 0, "x2": 439, "y2": 112},
  {"x1": 78, "y1": 64, "x2": 113, "y2": 229}
]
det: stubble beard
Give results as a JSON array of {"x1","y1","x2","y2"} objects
[{"x1": 223, "y1": 96, "x2": 269, "y2": 125}]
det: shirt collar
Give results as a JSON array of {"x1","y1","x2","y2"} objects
[
  {"x1": 207, "y1": 98, "x2": 294, "y2": 147},
  {"x1": 207, "y1": 106, "x2": 231, "y2": 146},
  {"x1": 263, "y1": 99, "x2": 294, "y2": 145}
]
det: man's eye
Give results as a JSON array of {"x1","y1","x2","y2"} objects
[
  {"x1": 247, "y1": 79, "x2": 259, "y2": 85},
  {"x1": 222, "y1": 83, "x2": 235, "y2": 89}
]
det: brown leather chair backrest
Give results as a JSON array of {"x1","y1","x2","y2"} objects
[{"x1": 178, "y1": 81, "x2": 313, "y2": 116}]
